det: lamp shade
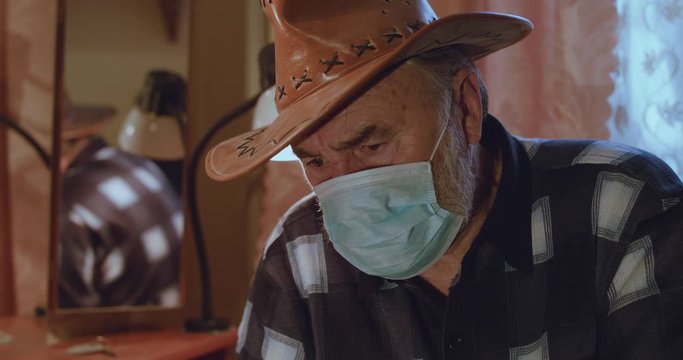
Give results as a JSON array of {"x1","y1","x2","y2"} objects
[
  {"x1": 252, "y1": 86, "x2": 297, "y2": 162},
  {"x1": 118, "y1": 70, "x2": 186, "y2": 160},
  {"x1": 119, "y1": 107, "x2": 185, "y2": 160}
]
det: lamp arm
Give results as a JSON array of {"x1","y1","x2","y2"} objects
[
  {"x1": 185, "y1": 92, "x2": 261, "y2": 331},
  {"x1": 0, "y1": 115, "x2": 51, "y2": 168}
]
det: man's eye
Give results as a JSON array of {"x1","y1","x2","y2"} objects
[
  {"x1": 307, "y1": 158, "x2": 324, "y2": 168},
  {"x1": 364, "y1": 143, "x2": 383, "y2": 152}
]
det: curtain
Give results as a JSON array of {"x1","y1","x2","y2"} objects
[
  {"x1": 608, "y1": 0, "x2": 683, "y2": 177},
  {"x1": 431, "y1": 0, "x2": 682, "y2": 177},
  {"x1": 432, "y1": 0, "x2": 618, "y2": 139}
]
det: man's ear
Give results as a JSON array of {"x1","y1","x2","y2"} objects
[{"x1": 452, "y1": 67, "x2": 483, "y2": 145}]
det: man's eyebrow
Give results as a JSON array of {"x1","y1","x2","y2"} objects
[
  {"x1": 331, "y1": 124, "x2": 380, "y2": 151},
  {"x1": 292, "y1": 124, "x2": 389, "y2": 158},
  {"x1": 292, "y1": 146, "x2": 319, "y2": 159}
]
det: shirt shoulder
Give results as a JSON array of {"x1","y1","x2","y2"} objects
[
  {"x1": 256, "y1": 192, "x2": 362, "y2": 301},
  {"x1": 261, "y1": 193, "x2": 322, "y2": 259},
  {"x1": 516, "y1": 137, "x2": 682, "y2": 202},
  {"x1": 239, "y1": 194, "x2": 324, "y2": 358},
  {"x1": 254, "y1": 193, "x2": 325, "y2": 291}
]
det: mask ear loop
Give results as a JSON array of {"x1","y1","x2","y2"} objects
[
  {"x1": 429, "y1": 88, "x2": 454, "y2": 162},
  {"x1": 429, "y1": 119, "x2": 450, "y2": 162}
]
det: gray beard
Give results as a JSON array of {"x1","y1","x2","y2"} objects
[{"x1": 431, "y1": 118, "x2": 477, "y2": 226}]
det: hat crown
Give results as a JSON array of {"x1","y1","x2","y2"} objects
[{"x1": 262, "y1": 0, "x2": 437, "y2": 110}]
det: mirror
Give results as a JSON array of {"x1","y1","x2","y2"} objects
[{"x1": 51, "y1": 0, "x2": 190, "y2": 312}]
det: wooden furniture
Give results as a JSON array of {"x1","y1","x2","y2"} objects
[
  {"x1": 0, "y1": 0, "x2": 16, "y2": 317},
  {"x1": 0, "y1": 317, "x2": 237, "y2": 359}
]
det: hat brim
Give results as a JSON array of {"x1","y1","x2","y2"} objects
[{"x1": 206, "y1": 12, "x2": 533, "y2": 181}]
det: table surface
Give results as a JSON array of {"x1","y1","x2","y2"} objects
[{"x1": 0, "y1": 316, "x2": 237, "y2": 359}]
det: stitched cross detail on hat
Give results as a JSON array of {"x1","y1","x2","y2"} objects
[
  {"x1": 406, "y1": 19, "x2": 425, "y2": 32},
  {"x1": 265, "y1": 0, "x2": 439, "y2": 109},
  {"x1": 205, "y1": 0, "x2": 533, "y2": 182},
  {"x1": 382, "y1": 27, "x2": 404, "y2": 43},
  {"x1": 320, "y1": 52, "x2": 345, "y2": 74},
  {"x1": 291, "y1": 70, "x2": 313, "y2": 90},
  {"x1": 352, "y1": 40, "x2": 378, "y2": 57}
]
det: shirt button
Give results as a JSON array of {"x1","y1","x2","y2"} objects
[{"x1": 448, "y1": 334, "x2": 464, "y2": 349}]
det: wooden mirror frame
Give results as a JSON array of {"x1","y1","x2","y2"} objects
[
  {"x1": 46, "y1": 0, "x2": 193, "y2": 339},
  {"x1": 0, "y1": 0, "x2": 15, "y2": 317}
]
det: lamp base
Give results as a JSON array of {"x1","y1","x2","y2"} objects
[{"x1": 184, "y1": 317, "x2": 230, "y2": 333}]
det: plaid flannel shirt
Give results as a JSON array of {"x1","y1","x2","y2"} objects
[
  {"x1": 237, "y1": 116, "x2": 683, "y2": 359},
  {"x1": 58, "y1": 138, "x2": 182, "y2": 308}
]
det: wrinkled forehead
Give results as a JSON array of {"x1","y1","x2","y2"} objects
[{"x1": 295, "y1": 62, "x2": 437, "y2": 143}]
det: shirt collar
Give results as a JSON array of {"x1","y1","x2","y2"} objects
[{"x1": 475, "y1": 114, "x2": 533, "y2": 273}]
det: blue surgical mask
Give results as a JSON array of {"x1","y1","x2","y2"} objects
[{"x1": 313, "y1": 123, "x2": 464, "y2": 280}]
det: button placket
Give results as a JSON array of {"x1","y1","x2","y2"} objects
[{"x1": 443, "y1": 267, "x2": 474, "y2": 358}]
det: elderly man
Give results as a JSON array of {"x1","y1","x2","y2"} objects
[{"x1": 206, "y1": 1, "x2": 683, "y2": 359}]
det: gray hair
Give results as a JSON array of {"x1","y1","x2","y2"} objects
[
  {"x1": 401, "y1": 47, "x2": 483, "y2": 219},
  {"x1": 406, "y1": 46, "x2": 489, "y2": 119}
]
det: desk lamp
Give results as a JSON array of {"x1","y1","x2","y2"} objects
[
  {"x1": 118, "y1": 70, "x2": 186, "y2": 193},
  {"x1": 184, "y1": 43, "x2": 298, "y2": 332}
]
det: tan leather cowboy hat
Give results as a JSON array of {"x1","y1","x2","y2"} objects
[{"x1": 205, "y1": 0, "x2": 533, "y2": 181}]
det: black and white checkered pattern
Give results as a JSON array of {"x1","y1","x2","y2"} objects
[
  {"x1": 286, "y1": 234, "x2": 329, "y2": 298},
  {"x1": 237, "y1": 116, "x2": 683, "y2": 359},
  {"x1": 237, "y1": 300, "x2": 253, "y2": 353},
  {"x1": 531, "y1": 197, "x2": 553, "y2": 265},
  {"x1": 262, "y1": 327, "x2": 306, "y2": 360},
  {"x1": 572, "y1": 141, "x2": 640, "y2": 166},
  {"x1": 607, "y1": 235, "x2": 660, "y2": 315},
  {"x1": 58, "y1": 138, "x2": 182, "y2": 308},
  {"x1": 592, "y1": 172, "x2": 644, "y2": 242},
  {"x1": 509, "y1": 333, "x2": 549, "y2": 360}
]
